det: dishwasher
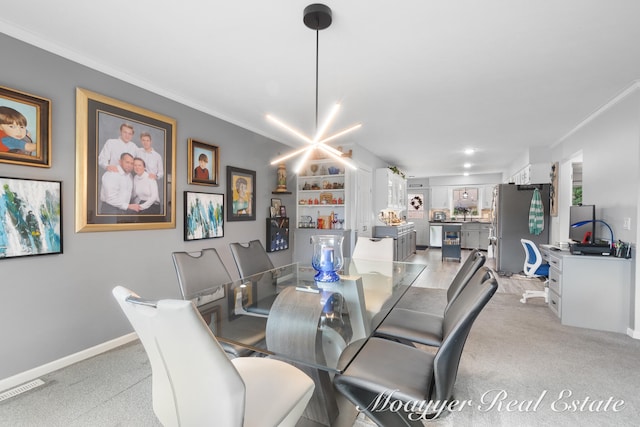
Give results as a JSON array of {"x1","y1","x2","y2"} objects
[{"x1": 429, "y1": 224, "x2": 443, "y2": 247}]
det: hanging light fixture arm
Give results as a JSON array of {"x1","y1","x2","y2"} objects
[{"x1": 268, "y1": 3, "x2": 360, "y2": 172}]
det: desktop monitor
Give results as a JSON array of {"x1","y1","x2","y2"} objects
[{"x1": 569, "y1": 204, "x2": 595, "y2": 243}]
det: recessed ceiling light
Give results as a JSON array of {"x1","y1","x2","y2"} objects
[
  {"x1": 463, "y1": 172, "x2": 470, "y2": 176},
  {"x1": 463, "y1": 163, "x2": 471, "y2": 168},
  {"x1": 464, "y1": 148, "x2": 475, "y2": 155}
]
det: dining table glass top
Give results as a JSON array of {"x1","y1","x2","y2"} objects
[{"x1": 192, "y1": 258, "x2": 426, "y2": 373}]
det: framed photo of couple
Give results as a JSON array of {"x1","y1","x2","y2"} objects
[
  {"x1": 75, "y1": 88, "x2": 176, "y2": 232},
  {"x1": 188, "y1": 138, "x2": 219, "y2": 186},
  {"x1": 0, "y1": 85, "x2": 51, "y2": 168}
]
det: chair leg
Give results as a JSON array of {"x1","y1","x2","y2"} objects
[{"x1": 520, "y1": 289, "x2": 547, "y2": 304}]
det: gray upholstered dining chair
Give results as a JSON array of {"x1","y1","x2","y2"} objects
[
  {"x1": 229, "y1": 239, "x2": 275, "y2": 278},
  {"x1": 374, "y1": 250, "x2": 486, "y2": 347},
  {"x1": 112, "y1": 286, "x2": 314, "y2": 427},
  {"x1": 334, "y1": 268, "x2": 498, "y2": 426},
  {"x1": 229, "y1": 240, "x2": 277, "y2": 316},
  {"x1": 171, "y1": 248, "x2": 266, "y2": 357}
]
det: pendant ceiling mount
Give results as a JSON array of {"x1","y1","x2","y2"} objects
[
  {"x1": 303, "y1": 4, "x2": 332, "y2": 30},
  {"x1": 268, "y1": 3, "x2": 360, "y2": 173}
]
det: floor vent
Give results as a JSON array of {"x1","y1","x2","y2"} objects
[{"x1": 0, "y1": 379, "x2": 45, "y2": 402}]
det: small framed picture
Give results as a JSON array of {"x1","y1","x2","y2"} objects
[
  {"x1": 271, "y1": 198, "x2": 282, "y2": 216},
  {"x1": 184, "y1": 191, "x2": 224, "y2": 241},
  {"x1": 0, "y1": 85, "x2": 51, "y2": 168},
  {"x1": 279, "y1": 205, "x2": 287, "y2": 218},
  {"x1": 227, "y1": 166, "x2": 256, "y2": 221},
  {"x1": 188, "y1": 138, "x2": 220, "y2": 186}
]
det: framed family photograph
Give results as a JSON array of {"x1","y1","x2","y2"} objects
[
  {"x1": 188, "y1": 138, "x2": 220, "y2": 186},
  {"x1": 184, "y1": 191, "x2": 224, "y2": 241},
  {"x1": 75, "y1": 88, "x2": 176, "y2": 232},
  {"x1": 227, "y1": 166, "x2": 256, "y2": 221},
  {"x1": 0, "y1": 85, "x2": 51, "y2": 168},
  {"x1": 0, "y1": 176, "x2": 62, "y2": 259}
]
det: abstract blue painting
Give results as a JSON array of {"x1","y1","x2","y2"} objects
[
  {"x1": 0, "y1": 177, "x2": 62, "y2": 259},
  {"x1": 184, "y1": 191, "x2": 223, "y2": 241}
]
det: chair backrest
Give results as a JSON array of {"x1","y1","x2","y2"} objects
[
  {"x1": 171, "y1": 248, "x2": 231, "y2": 301},
  {"x1": 351, "y1": 237, "x2": 394, "y2": 261},
  {"x1": 432, "y1": 267, "x2": 498, "y2": 402},
  {"x1": 444, "y1": 249, "x2": 486, "y2": 312},
  {"x1": 521, "y1": 238, "x2": 543, "y2": 277},
  {"x1": 229, "y1": 240, "x2": 274, "y2": 278},
  {"x1": 112, "y1": 286, "x2": 246, "y2": 426}
]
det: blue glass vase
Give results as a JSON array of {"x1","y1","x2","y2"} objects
[{"x1": 311, "y1": 235, "x2": 344, "y2": 282}]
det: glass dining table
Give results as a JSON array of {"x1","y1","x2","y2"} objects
[{"x1": 193, "y1": 258, "x2": 426, "y2": 426}]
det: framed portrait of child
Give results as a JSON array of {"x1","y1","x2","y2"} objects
[
  {"x1": 188, "y1": 138, "x2": 220, "y2": 186},
  {"x1": 0, "y1": 85, "x2": 51, "y2": 168}
]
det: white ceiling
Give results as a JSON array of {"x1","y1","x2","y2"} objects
[{"x1": 3, "y1": 1, "x2": 640, "y2": 178}]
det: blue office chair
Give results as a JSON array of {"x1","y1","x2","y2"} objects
[{"x1": 520, "y1": 238, "x2": 550, "y2": 303}]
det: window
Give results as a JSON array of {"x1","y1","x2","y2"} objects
[{"x1": 452, "y1": 187, "x2": 478, "y2": 217}]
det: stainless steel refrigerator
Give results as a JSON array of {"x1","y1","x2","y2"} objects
[{"x1": 494, "y1": 183, "x2": 550, "y2": 275}]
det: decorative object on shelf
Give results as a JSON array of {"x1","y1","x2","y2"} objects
[
  {"x1": 267, "y1": 217, "x2": 290, "y2": 252},
  {"x1": 188, "y1": 138, "x2": 219, "y2": 186},
  {"x1": 268, "y1": 4, "x2": 360, "y2": 173},
  {"x1": 0, "y1": 176, "x2": 62, "y2": 259},
  {"x1": 311, "y1": 234, "x2": 344, "y2": 282},
  {"x1": 388, "y1": 165, "x2": 405, "y2": 179},
  {"x1": 0, "y1": 85, "x2": 52, "y2": 168},
  {"x1": 271, "y1": 198, "x2": 281, "y2": 217},
  {"x1": 183, "y1": 191, "x2": 224, "y2": 241},
  {"x1": 226, "y1": 166, "x2": 256, "y2": 221},
  {"x1": 75, "y1": 88, "x2": 176, "y2": 232},
  {"x1": 273, "y1": 162, "x2": 289, "y2": 193}
]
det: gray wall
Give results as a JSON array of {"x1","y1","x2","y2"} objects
[
  {"x1": 0, "y1": 34, "x2": 296, "y2": 379},
  {"x1": 550, "y1": 84, "x2": 639, "y2": 333}
]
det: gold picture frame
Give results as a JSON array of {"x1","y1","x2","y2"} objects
[
  {"x1": 0, "y1": 85, "x2": 51, "y2": 167},
  {"x1": 188, "y1": 138, "x2": 220, "y2": 186},
  {"x1": 75, "y1": 88, "x2": 176, "y2": 232}
]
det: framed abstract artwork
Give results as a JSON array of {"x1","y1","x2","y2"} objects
[
  {"x1": 188, "y1": 138, "x2": 220, "y2": 186},
  {"x1": 226, "y1": 166, "x2": 256, "y2": 221},
  {"x1": 0, "y1": 176, "x2": 62, "y2": 259},
  {"x1": 0, "y1": 85, "x2": 51, "y2": 168},
  {"x1": 75, "y1": 88, "x2": 176, "y2": 232},
  {"x1": 184, "y1": 191, "x2": 224, "y2": 241}
]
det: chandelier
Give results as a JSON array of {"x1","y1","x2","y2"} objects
[{"x1": 268, "y1": 4, "x2": 360, "y2": 173}]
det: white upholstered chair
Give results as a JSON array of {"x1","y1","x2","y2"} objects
[
  {"x1": 112, "y1": 286, "x2": 314, "y2": 427},
  {"x1": 351, "y1": 237, "x2": 394, "y2": 261},
  {"x1": 171, "y1": 248, "x2": 266, "y2": 357}
]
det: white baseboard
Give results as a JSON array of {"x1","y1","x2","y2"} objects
[
  {"x1": 627, "y1": 327, "x2": 640, "y2": 339},
  {"x1": 0, "y1": 333, "x2": 138, "y2": 393}
]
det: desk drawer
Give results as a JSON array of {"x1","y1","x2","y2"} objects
[
  {"x1": 546, "y1": 253, "x2": 562, "y2": 270},
  {"x1": 548, "y1": 267, "x2": 561, "y2": 295},
  {"x1": 548, "y1": 290, "x2": 561, "y2": 318}
]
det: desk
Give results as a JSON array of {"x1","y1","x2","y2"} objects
[
  {"x1": 200, "y1": 259, "x2": 425, "y2": 426},
  {"x1": 540, "y1": 245, "x2": 631, "y2": 334}
]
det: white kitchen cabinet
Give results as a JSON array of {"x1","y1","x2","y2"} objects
[
  {"x1": 430, "y1": 187, "x2": 449, "y2": 209},
  {"x1": 375, "y1": 168, "x2": 407, "y2": 213}
]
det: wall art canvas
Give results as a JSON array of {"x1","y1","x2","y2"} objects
[
  {"x1": 184, "y1": 191, "x2": 224, "y2": 241},
  {"x1": 0, "y1": 176, "x2": 62, "y2": 259}
]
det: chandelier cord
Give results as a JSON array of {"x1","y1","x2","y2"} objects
[{"x1": 315, "y1": 25, "x2": 319, "y2": 131}]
